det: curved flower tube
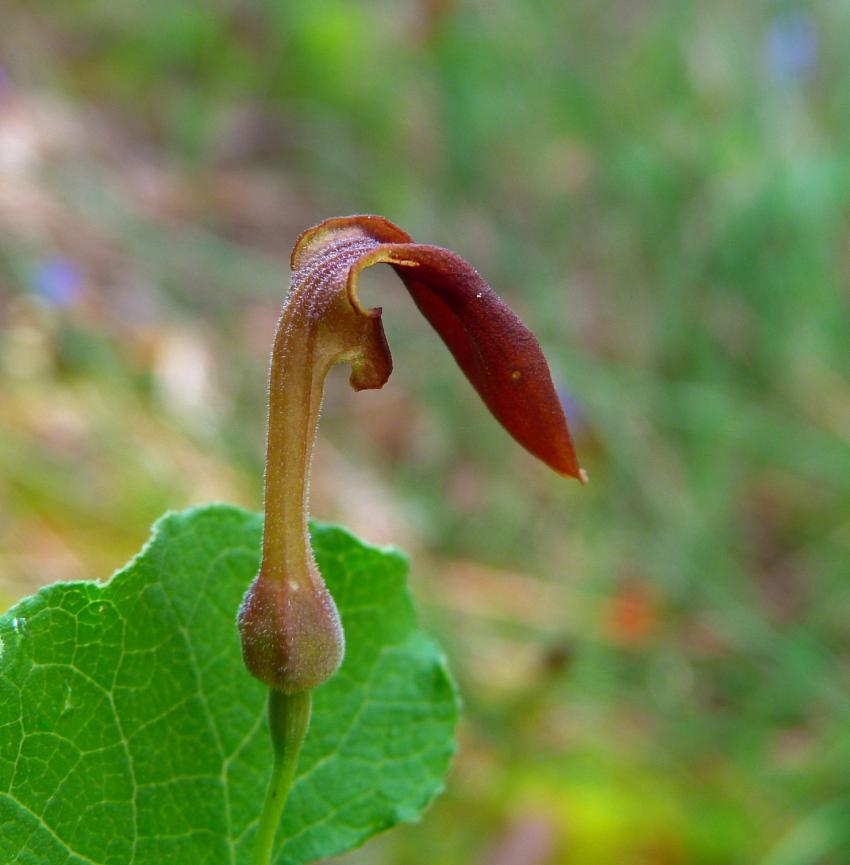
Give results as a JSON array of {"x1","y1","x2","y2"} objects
[{"x1": 238, "y1": 215, "x2": 585, "y2": 694}]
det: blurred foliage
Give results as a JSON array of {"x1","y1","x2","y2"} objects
[{"x1": 1, "y1": 1, "x2": 849, "y2": 863}]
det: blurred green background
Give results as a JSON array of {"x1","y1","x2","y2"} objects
[{"x1": 1, "y1": 1, "x2": 849, "y2": 863}]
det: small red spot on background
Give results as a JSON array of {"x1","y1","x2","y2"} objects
[{"x1": 603, "y1": 580, "x2": 660, "y2": 649}]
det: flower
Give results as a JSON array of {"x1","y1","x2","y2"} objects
[{"x1": 238, "y1": 215, "x2": 584, "y2": 693}]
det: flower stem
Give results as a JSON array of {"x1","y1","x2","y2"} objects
[{"x1": 252, "y1": 688, "x2": 312, "y2": 865}]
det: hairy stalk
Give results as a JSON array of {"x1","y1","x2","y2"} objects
[{"x1": 252, "y1": 689, "x2": 312, "y2": 865}]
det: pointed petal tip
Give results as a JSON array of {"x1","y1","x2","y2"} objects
[
  {"x1": 542, "y1": 433, "x2": 585, "y2": 483},
  {"x1": 552, "y1": 459, "x2": 588, "y2": 484}
]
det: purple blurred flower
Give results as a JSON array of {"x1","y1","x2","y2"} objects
[
  {"x1": 557, "y1": 383, "x2": 585, "y2": 435},
  {"x1": 33, "y1": 257, "x2": 84, "y2": 307},
  {"x1": 766, "y1": 11, "x2": 818, "y2": 84}
]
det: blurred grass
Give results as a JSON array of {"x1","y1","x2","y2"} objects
[{"x1": 1, "y1": 1, "x2": 849, "y2": 863}]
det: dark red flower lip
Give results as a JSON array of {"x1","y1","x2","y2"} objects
[{"x1": 293, "y1": 214, "x2": 586, "y2": 481}]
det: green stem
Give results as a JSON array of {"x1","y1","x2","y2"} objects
[{"x1": 252, "y1": 688, "x2": 312, "y2": 865}]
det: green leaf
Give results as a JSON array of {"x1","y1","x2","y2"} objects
[{"x1": 0, "y1": 505, "x2": 458, "y2": 865}]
